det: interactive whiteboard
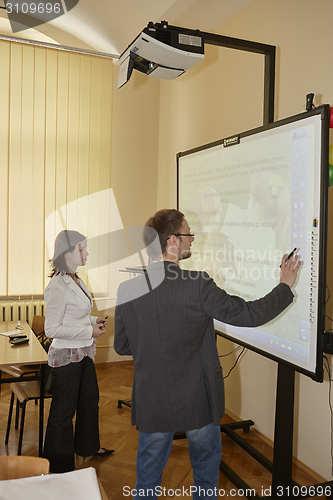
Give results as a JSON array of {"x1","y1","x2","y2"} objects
[{"x1": 178, "y1": 106, "x2": 329, "y2": 380}]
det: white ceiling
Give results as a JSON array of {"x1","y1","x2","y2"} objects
[{"x1": 0, "y1": 0, "x2": 251, "y2": 58}]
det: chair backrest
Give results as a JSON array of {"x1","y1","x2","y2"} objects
[
  {"x1": 31, "y1": 315, "x2": 45, "y2": 337},
  {"x1": 0, "y1": 456, "x2": 50, "y2": 480}
]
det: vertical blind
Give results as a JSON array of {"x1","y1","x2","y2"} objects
[{"x1": 0, "y1": 40, "x2": 113, "y2": 297}]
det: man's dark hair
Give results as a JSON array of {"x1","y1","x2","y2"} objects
[{"x1": 143, "y1": 209, "x2": 184, "y2": 258}]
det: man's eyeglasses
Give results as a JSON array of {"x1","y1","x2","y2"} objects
[
  {"x1": 167, "y1": 233, "x2": 195, "y2": 239},
  {"x1": 174, "y1": 233, "x2": 194, "y2": 237}
]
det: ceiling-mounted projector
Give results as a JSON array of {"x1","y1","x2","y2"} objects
[{"x1": 117, "y1": 21, "x2": 205, "y2": 89}]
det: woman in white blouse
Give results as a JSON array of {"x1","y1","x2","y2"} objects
[{"x1": 43, "y1": 230, "x2": 113, "y2": 473}]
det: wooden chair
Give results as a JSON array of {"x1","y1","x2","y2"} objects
[
  {"x1": 5, "y1": 380, "x2": 52, "y2": 455},
  {"x1": 30, "y1": 315, "x2": 45, "y2": 338},
  {"x1": 0, "y1": 455, "x2": 49, "y2": 480}
]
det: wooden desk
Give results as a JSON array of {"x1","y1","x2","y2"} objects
[
  {"x1": 0, "y1": 322, "x2": 48, "y2": 366},
  {"x1": 0, "y1": 322, "x2": 49, "y2": 455}
]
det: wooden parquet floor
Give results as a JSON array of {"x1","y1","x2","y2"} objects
[{"x1": 0, "y1": 361, "x2": 327, "y2": 499}]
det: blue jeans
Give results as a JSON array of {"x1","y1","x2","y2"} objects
[{"x1": 134, "y1": 423, "x2": 221, "y2": 499}]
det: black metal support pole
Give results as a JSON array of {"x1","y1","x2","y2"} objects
[
  {"x1": 263, "y1": 48, "x2": 276, "y2": 125},
  {"x1": 271, "y1": 363, "x2": 295, "y2": 498}
]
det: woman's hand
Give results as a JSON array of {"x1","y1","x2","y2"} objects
[
  {"x1": 96, "y1": 317, "x2": 108, "y2": 327},
  {"x1": 92, "y1": 323, "x2": 106, "y2": 338},
  {"x1": 279, "y1": 252, "x2": 302, "y2": 289}
]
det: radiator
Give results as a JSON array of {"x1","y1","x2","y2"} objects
[{"x1": 0, "y1": 300, "x2": 45, "y2": 324}]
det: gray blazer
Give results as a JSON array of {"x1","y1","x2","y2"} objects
[{"x1": 114, "y1": 261, "x2": 294, "y2": 433}]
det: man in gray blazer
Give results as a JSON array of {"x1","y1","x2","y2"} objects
[{"x1": 114, "y1": 209, "x2": 301, "y2": 499}]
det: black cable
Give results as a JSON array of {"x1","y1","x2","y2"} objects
[
  {"x1": 219, "y1": 345, "x2": 242, "y2": 358},
  {"x1": 325, "y1": 284, "x2": 331, "y2": 308},
  {"x1": 223, "y1": 347, "x2": 246, "y2": 380},
  {"x1": 323, "y1": 355, "x2": 333, "y2": 476}
]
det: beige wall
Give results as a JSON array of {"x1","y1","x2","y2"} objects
[
  {"x1": 94, "y1": 67, "x2": 161, "y2": 363},
  {"x1": 156, "y1": 0, "x2": 333, "y2": 481},
  {"x1": 111, "y1": 68, "x2": 161, "y2": 227}
]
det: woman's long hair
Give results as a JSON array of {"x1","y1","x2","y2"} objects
[{"x1": 49, "y1": 230, "x2": 86, "y2": 277}]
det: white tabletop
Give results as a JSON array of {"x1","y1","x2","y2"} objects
[{"x1": 0, "y1": 467, "x2": 102, "y2": 500}]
